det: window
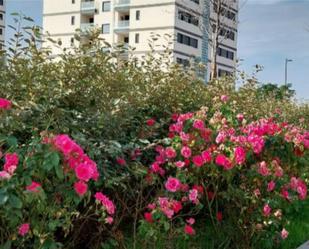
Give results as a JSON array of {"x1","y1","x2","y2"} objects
[
  {"x1": 72, "y1": 0, "x2": 75, "y2": 3},
  {"x1": 102, "y1": 1, "x2": 111, "y2": 12},
  {"x1": 71, "y1": 16, "x2": 75, "y2": 25},
  {"x1": 136, "y1": 10, "x2": 140, "y2": 20},
  {"x1": 190, "y1": 0, "x2": 199, "y2": 4},
  {"x1": 178, "y1": 10, "x2": 199, "y2": 26},
  {"x1": 0, "y1": 14, "x2": 3, "y2": 21},
  {"x1": 0, "y1": 0, "x2": 3, "y2": 6},
  {"x1": 102, "y1": 24, "x2": 110, "y2": 34},
  {"x1": 219, "y1": 28, "x2": 235, "y2": 41},
  {"x1": 177, "y1": 33, "x2": 198, "y2": 48},
  {"x1": 135, "y1": 33, "x2": 139, "y2": 43},
  {"x1": 217, "y1": 47, "x2": 234, "y2": 60},
  {"x1": 218, "y1": 69, "x2": 232, "y2": 77},
  {"x1": 0, "y1": 28, "x2": 2, "y2": 35},
  {"x1": 70, "y1": 37, "x2": 74, "y2": 46},
  {"x1": 176, "y1": 57, "x2": 190, "y2": 67}
]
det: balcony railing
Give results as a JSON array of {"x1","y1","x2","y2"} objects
[
  {"x1": 114, "y1": 0, "x2": 130, "y2": 11},
  {"x1": 81, "y1": 1, "x2": 96, "y2": 14},
  {"x1": 80, "y1": 23, "x2": 95, "y2": 32},
  {"x1": 114, "y1": 20, "x2": 130, "y2": 33}
]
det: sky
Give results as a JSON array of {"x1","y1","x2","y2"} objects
[{"x1": 4, "y1": 0, "x2": 309, "y2": 101}]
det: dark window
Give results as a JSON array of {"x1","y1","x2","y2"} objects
[
  {"x1": 70, "y1": 37, "x2": 74, "y2": 45},
  {"x1": 0, "y1": 13, "x2": 3, "y2": 20},
  {"x1": 0, "y1": 28, "x2": 2, "y2": 35},
  {"x1": 178, "y1": 10, "x2": 199, "y2": 26},
  {"x1": 177, "y1": 33, "x2": 198, "y2": 48},
  {"x1": 71, "y1": 16, "x2": 75, "y2": 25},
  {"x1": 72, "y1": 0, "x2": 75, "y2": 3},
  {"x1": 124, "y1": 36, "x2": 129, "y2": 43},
  {"x1": 135, "y1": 33, "x2": 139, "y2": 43},
  {"x1": 136, "y1": 10, "x2": 140, "y2": 20},
  {"x1": 102, "y1": 1, "x2": 111, "y2": 12},
  {"x1": 219, "y1": 28, "x2": 235, "y2": 41},
  {"x1": 217, "y1": 47, "x2": 234, "y2": 60},
  {"x1": 190, "y1": 0, "x2": 199, "y2": 4},
  {"x1": 102, "y1": 24, "x2": 110, "y2": 34},
  {"x1": 0, "y1": 0, "x2": 3, "y2": 6},
  {"x1": 218, "y1": 69, "x2": 232, "y2": 77},
  {"x1": 176, "y1": 57, "x2": 190, "y2": 67}
]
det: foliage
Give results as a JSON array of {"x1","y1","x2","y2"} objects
[{"x1": 0, "y1": 15, "x2": 308, "y2": 249}]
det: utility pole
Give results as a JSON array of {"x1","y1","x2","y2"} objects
[{"x1": 285, "y1": 58, "x2": 293, "y2": 85}]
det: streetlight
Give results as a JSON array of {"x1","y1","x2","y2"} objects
[{"x1": 285, "y1": 58, "x2": 293, "y2": 86}]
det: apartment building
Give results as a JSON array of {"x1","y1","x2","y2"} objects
[
  {"x1": 43, "y1": 0, "x2": 238, "y2": 79},
  {"x1": 0, "y1": 0, "x2": 5, "y2": 50}
]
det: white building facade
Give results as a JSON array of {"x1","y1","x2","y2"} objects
[
  {"x1": 0, "y1": 0, "x2": 5, "y2": 50},
  {"x1": 43, "y1": 0, "x2": 238, "y2": 79}
]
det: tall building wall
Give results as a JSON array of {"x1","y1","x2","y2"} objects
[
  {"x1": 0, "y1": 0, "x2": 5, "y2": 50},
  {"x1": 43, "y1": 0, "x2": 238, "y2": 79}
]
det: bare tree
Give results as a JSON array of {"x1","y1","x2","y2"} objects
[{"x1": 179, "y1": 0, "x2": 247, "y2": 80}]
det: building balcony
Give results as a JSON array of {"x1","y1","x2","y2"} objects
[
  {"x1": 81, "y1": 1, "x2": 96, "y2": 15},
  {"x1": 114, "y1": 0, "x2": 130, "y2": 11},
  {"x1": 80, "y1": 23, "x2": 95, "y2": 33},
  {"x1": 114, "y1": 20, "x2": 130, "y2": 33}
]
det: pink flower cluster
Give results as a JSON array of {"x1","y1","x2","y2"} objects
[
  {"x1": 144, "y1": 109, "x2": 308, "y2": 238},
  {"x1": 49, "y1": 134, "x2": 99, "y2": 196},
  {"x1": 0, "y1": 98, "x2": 12, "y2": 110},
  {"x1": 0, "y1": 153, "x2": 19, "y2": 180},
  {"x1": 95, "y1": 192, "x2": 116, "y2": 224}
]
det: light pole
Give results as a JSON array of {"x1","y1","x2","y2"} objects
[{"x1": 285, "y1": 58, "x2": 293, "y2": 86}]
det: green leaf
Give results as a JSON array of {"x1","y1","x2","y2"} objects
[
  {"x1": 0, "y1": 193, "x2": 9, "y2": 206},
  {"x1": 54, "y1": 164, "x2": 64, "y2": 180},
  {"x1": 9, "y1": 194, "x2": 23, "y2": 209},
  {"x1": 43, "y1": 152, "x2": 60, "y2": 171},
  {"x1": 0, "y1": 241, "x2": 12, "y2": 249}
]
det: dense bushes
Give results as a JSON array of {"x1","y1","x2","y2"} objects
[{"x1": 0, "y1": 17, "x2": 308, "y2": 248}]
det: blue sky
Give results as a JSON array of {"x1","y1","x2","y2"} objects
[{"x1": 4, "y1": 0, "x2": 309, "y2": 101}]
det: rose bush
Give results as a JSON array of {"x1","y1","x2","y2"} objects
[
  {"x1": 0, "y1": 99, "x2": 115, "y2": 249},
  {"x1": 139, "y1": 96, "x2": 309, "y2": 248}
]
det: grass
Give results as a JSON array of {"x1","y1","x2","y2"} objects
[{"x1": 124, "y1": 200, "x2": 309, "y2": 249}]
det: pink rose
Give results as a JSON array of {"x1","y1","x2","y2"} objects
[
  {"x1": 263, "y1": 204, "x2": 271, "y2": 217},
  {"x1": 144, "y1": 212, "x2": 154, "y2": 223},
  {"x1": 236, "y1": 113, "x2": 244, "y2": 122},
  {"x1": 189, "y1": 189, "x2": 199, "y2": 204},
  {"x1": 258, "y1": 161, "x2": 270, "y2": 176},
  {"x1": 234, "y1": 146, "x2": 246, "y2": 165},
  {"x1": 201, "y1": 150, "x2": 212, "y2": 163},
  {"x1": 184, "y1": 224, "x2": 195, "y2": 235},
  {"x1": 18, "y1": 223, "x2": 30, "y2": 236},
  {"x1": 165, "y1": 177, "x2": 181, "y2": 192},
  {"x1": 181, "y1": 146, "x2": 192, "y2": 158},
  {"x1": 281, "y1": 228, "x2": 289, "y2": 240},
  {"x1": 165, "y1": 147, "x2": 177, "y2": 159},
  {"x1": 105, "y1": 216, "x2": 114, "y2": 224},
  {"x1": 75, "y1": 163, "x2": 93, "y2": 182},
  {"x1": 146, "y1": 118, "x2": 156, "y2": 126},
  {"x1": 4, "y1": 153, "x2": 19, "y2": 174},
  {"x1": 175, "y1": 161, "x2": 185, "y2": 168},
  {"x1": 74, "y1": 181, "x2": 88, "y2": 196},
  {"x1": 116, "y1": 157, "x2": 126, "y2": 166},
  {"x1": 215, "y1": 154, "x2": 233, "y2": 170},
  {"x1": 192, "y1": 155, "x2": 204, "y2": 167},
  {"x1": 26, "y1": 181, "x2": 41, "y2": 193},
  {"x1": 186, "y1": 218, "x2": 195, "y2": 225},
  {"x1": 0, "y1": 171, "x2": 11, "y2": 180},
  {"x1": 193, "y1": 119, "x2": 205, "y2": 130},
  {"x1": 267, "y1": 181, "x2": 276, "y2": 192},
  {"x1": 220, "y1": 95, "x2": 229, "y2": 102},
  {"x1": 0, "y1": 98, "x2": 12, "y2": 109}
]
